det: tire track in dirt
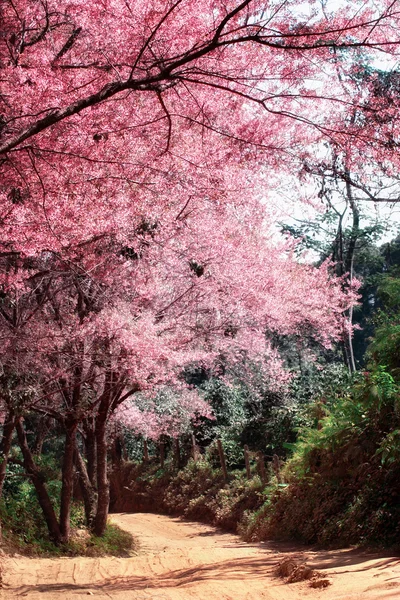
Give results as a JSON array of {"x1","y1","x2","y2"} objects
[{"x1": 1, "y1": 513, "x2": 399, "y2": 600}]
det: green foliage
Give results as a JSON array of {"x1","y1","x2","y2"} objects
[
  {"x1": 289, "y1": 362, "x2": 352, "y2": 408},
  {"x1": 190, "y1": 370, "x2": 295, "y2": 463},
  {"x1": 376, "y1": 429, "x2": 400, "y2": 465},
  {"x1": 1, "y1": 480, "x2": 134, "y2": 557},
  {"x1": 0, "y1": 480, "x2": 85, "y2": 555},
  {"x1": 165, "y1": 461, "x2": 266, "y2": 531},
  {"x1": 194, "y1": 378, "x2": 246, "y2": 448},
  {"x1": 1, "y1": 449, "x2": 135, "y2": 556},
  {"x1": 367, "y1": 275, "x2": 400, "y2": 379},
  {"x1": 251, "y1": 364, "x2": 400, "y2": 547},
  {"x1": 287, "y1": 366, "x2": 399, "y2": 472},
  {"x1": 163, "y1": 459, "x2": 225, "y2": 521},
  {"x1": 87, "y1": 524, "x2": 135, "y2": 557},
  {"x1": 111, "y1": 459, "x2": 266, "y2": 533}
]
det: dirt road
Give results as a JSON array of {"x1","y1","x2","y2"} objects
[{"x1": 1, "y1": 513, "x2": 400, "y2": 599}]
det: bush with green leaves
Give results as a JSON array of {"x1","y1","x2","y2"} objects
[
  {"x1": 367, "y1": 274, "x2": 400, "y2": 380},
  {"x1": 1, "y1": 449, "x2": 136, "y2": 556},
  {"x1": 1, "y1": 477, "x2": 85, "y2": 554},
  {"x1": 247, "y1": 365, "x2": 400, "y2": 547},
  {"x1": 111, "y1": 458, "x2": 266, "y2": 533}
]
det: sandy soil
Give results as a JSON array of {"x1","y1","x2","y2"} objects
[{"x1": 1, "y1": 513, "x2": 400, "y2": 600}]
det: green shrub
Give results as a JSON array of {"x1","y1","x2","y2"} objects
[{"x1": 86, "y1": 523, "x2": 136, "y2": 557}]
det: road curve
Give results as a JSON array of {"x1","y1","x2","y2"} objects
[{"x1": 1, "y1": 512, "x2": 399, "y2": 599}]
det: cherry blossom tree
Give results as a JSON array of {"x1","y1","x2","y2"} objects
[
  {"x1": 0, "y1": 199, "x2": 359, "y2": 541},
  {"x1": 0, "y1": 0, "x2": 395, "y2": 542}
]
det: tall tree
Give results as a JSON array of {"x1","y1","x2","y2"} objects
[{"x1": 0, "y1": 201, "x2": 358, "y2": 540}]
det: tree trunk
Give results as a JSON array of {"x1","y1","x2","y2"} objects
[
  {"x1": 256, "y1": 451, "x2": 267, "y2": 484},
  {"x1": 173, "y1": 438, "x2": 181, "y2": 468},
  {"x1": 92, "y1": 420, "x2": 109, "y2": 536},
  {"x1": 59, "y1": 421, "x2": 78, "y2": 542},
  {"x1": 244, "y1": 445, "x2": 251, "y2": 480},
  {"x1": 217, "y1": 439, "x2": 228, "y2": 481},
  {"x1": 143, "y1": 438, "x2": 149, "y2": 463},
  {"x1": 191, "y1": 434, "x2": 199, "y2": 462},
  {"x1": 0, "y1": 409, "x2": 15, "y2": 542},
  {"x1": 159, "y1": 438, "x2": 165, "y2": 469},
  {"x1": 33, "y1": 416, "x2": 52, "y2": 455},
  {"x1": 344, "y1": 167, "x2": 359, "y2": 373},
  {"x1": 15, "y1": 418, "x2": 62, "y2": 544},
  {"x1": 110, "y1": 434, "x2": 124, "y2": 467},
  {"x1": 74, "y1": 445, "x2": 97, "y2": 527},
  {"x1": 272, "y1": 454, "x2": 282, "y2": 484},
  {"x1": 84, "y1": 422, "x2": 97, "y2": 487},
  {"x1": 0, "y1": 410, "x2": 15, "y2": 497}
]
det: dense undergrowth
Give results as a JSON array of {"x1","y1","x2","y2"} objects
[
  {"x1": 110, "y1": 366, "x2": 400, "y2": 549},
  {"x1": 2, "y1": 364, "x2": 399, "y2": 554},
  {"x1": 111, "y1": 459, "x2": 267, "y2": 531},
  {"x1": 1, "y1": 464, "x2": 136, "y2": 556},
  {"x1": 0, "y1": 500, "x2": 135, "y2": 557},
  {"x1": 260, "y1": 367, "x2": 400, "y2": 547}
]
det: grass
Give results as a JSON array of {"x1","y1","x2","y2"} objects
[
  {"x1": 87, "y1": 522, "x2": 136, "y2": 557},
  {"x1": 1, "y1": 520, "x2": 137, "y2": 557}
]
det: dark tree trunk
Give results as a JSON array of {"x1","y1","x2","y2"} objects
[
  {"x1": 15, "y1": 418, "x2": 61, "y2": 544},
  {"x1": 173, "y1": 438, "x2": 181, "y2": 468},
  {"x1": 59, "y1": 421, "x2": 78, "y2": 542},
  {"x1": 217, "y1": 438, "x2": 228, "y2": 481},
  {"x1": 33, "y1": 416, "x2": 52, "y2": 455},
  {"x1": 89, "y1": 367, "x2": 131, "y2": 537},
  {"x1": 0, "y1": 410, "x2": 15, "y2": 497},
  {"x1": 159, "y1": 438, "x2": 165, "y2": 469},
  {"x1": 244, "y1": 445, "x2": 251, "y2": 480},
  {"x1": 0, "y1": 409, "x2": 15, "y2": 542},
  {"x1": 92, "y1": 419, "x2": 109, "y2": 536},
  {"x1": 74, "y1": 445, "x2": 97, "y2": 527},
  {"x1": 84, "y1": 422, "x2": 97, "y2": 487},
  {"x1": 143, "y1": 438, "x2": 149, "y2": 463},
  {"x1": 121, "y1": 434, "x2": 128, "y2": 461},
  {"x1": 111, "y1": 434, "x2": 124, "y2": 467}
]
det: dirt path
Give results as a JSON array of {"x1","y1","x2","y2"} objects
[{"x1": 1, "y1": 513, "x2": 400, "y2": 600}]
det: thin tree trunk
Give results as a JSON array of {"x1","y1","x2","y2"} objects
[
  {"x1": 344, "y1": 167, "x2": 359, "y2": 373},
  {"x1": 244, "y1": 445, "x2": 251, "y2": 480},
  {"x1": 143, "y1": 439, "x2": 149, "y2": 463},
  {"x1": 272, "y1": 454, "x2": 282, "y2": 484},
  {"x1": 159, "y1": 438, "x2": 165, "y2": 469},
  {"x1": 33, "y1": 416, "x2": 52, "y2": 455},
  {"x1": 256, "y1": 451, "x2": 267, "y2": 484},
  {"x1": 92, "y1": 419, "x2": 109, "y2": 536},
  {"x1": 110, "y1": 434, "x2": 124, "y2": 467},
  {"x1": 217, "y1": 439, "x2": 228, "y2": 481},
  {"x1": 90, "y1": 367, "x2": 130, "y2": 537},
  {"x1": 15, "y1": 418, "x2": 62, "y2": 544},
  {"x1": 59, "y1": 421, "x2": 78, "y2": 542},
  {"x1": 191, "y1": 434, "x2": 198, "y2": 462},
  {"x1": 0, "y1": 409, "x2": 15, "y2": 542},
  {"x1": 74, "y1": 445, "x2": 97, "y2": 527},
  {"x1": 173, "y1": 438, "x2": 181, "y2": 468},
  {"x1": 0, "y1": 410, "x2": 15, "y2": 497},
  {"x1": 121, "y1": 434, "x2": 128, "y2": 461},
  {"x1": 84, "y1": 424, "x2": 97, "y2": 487}
]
